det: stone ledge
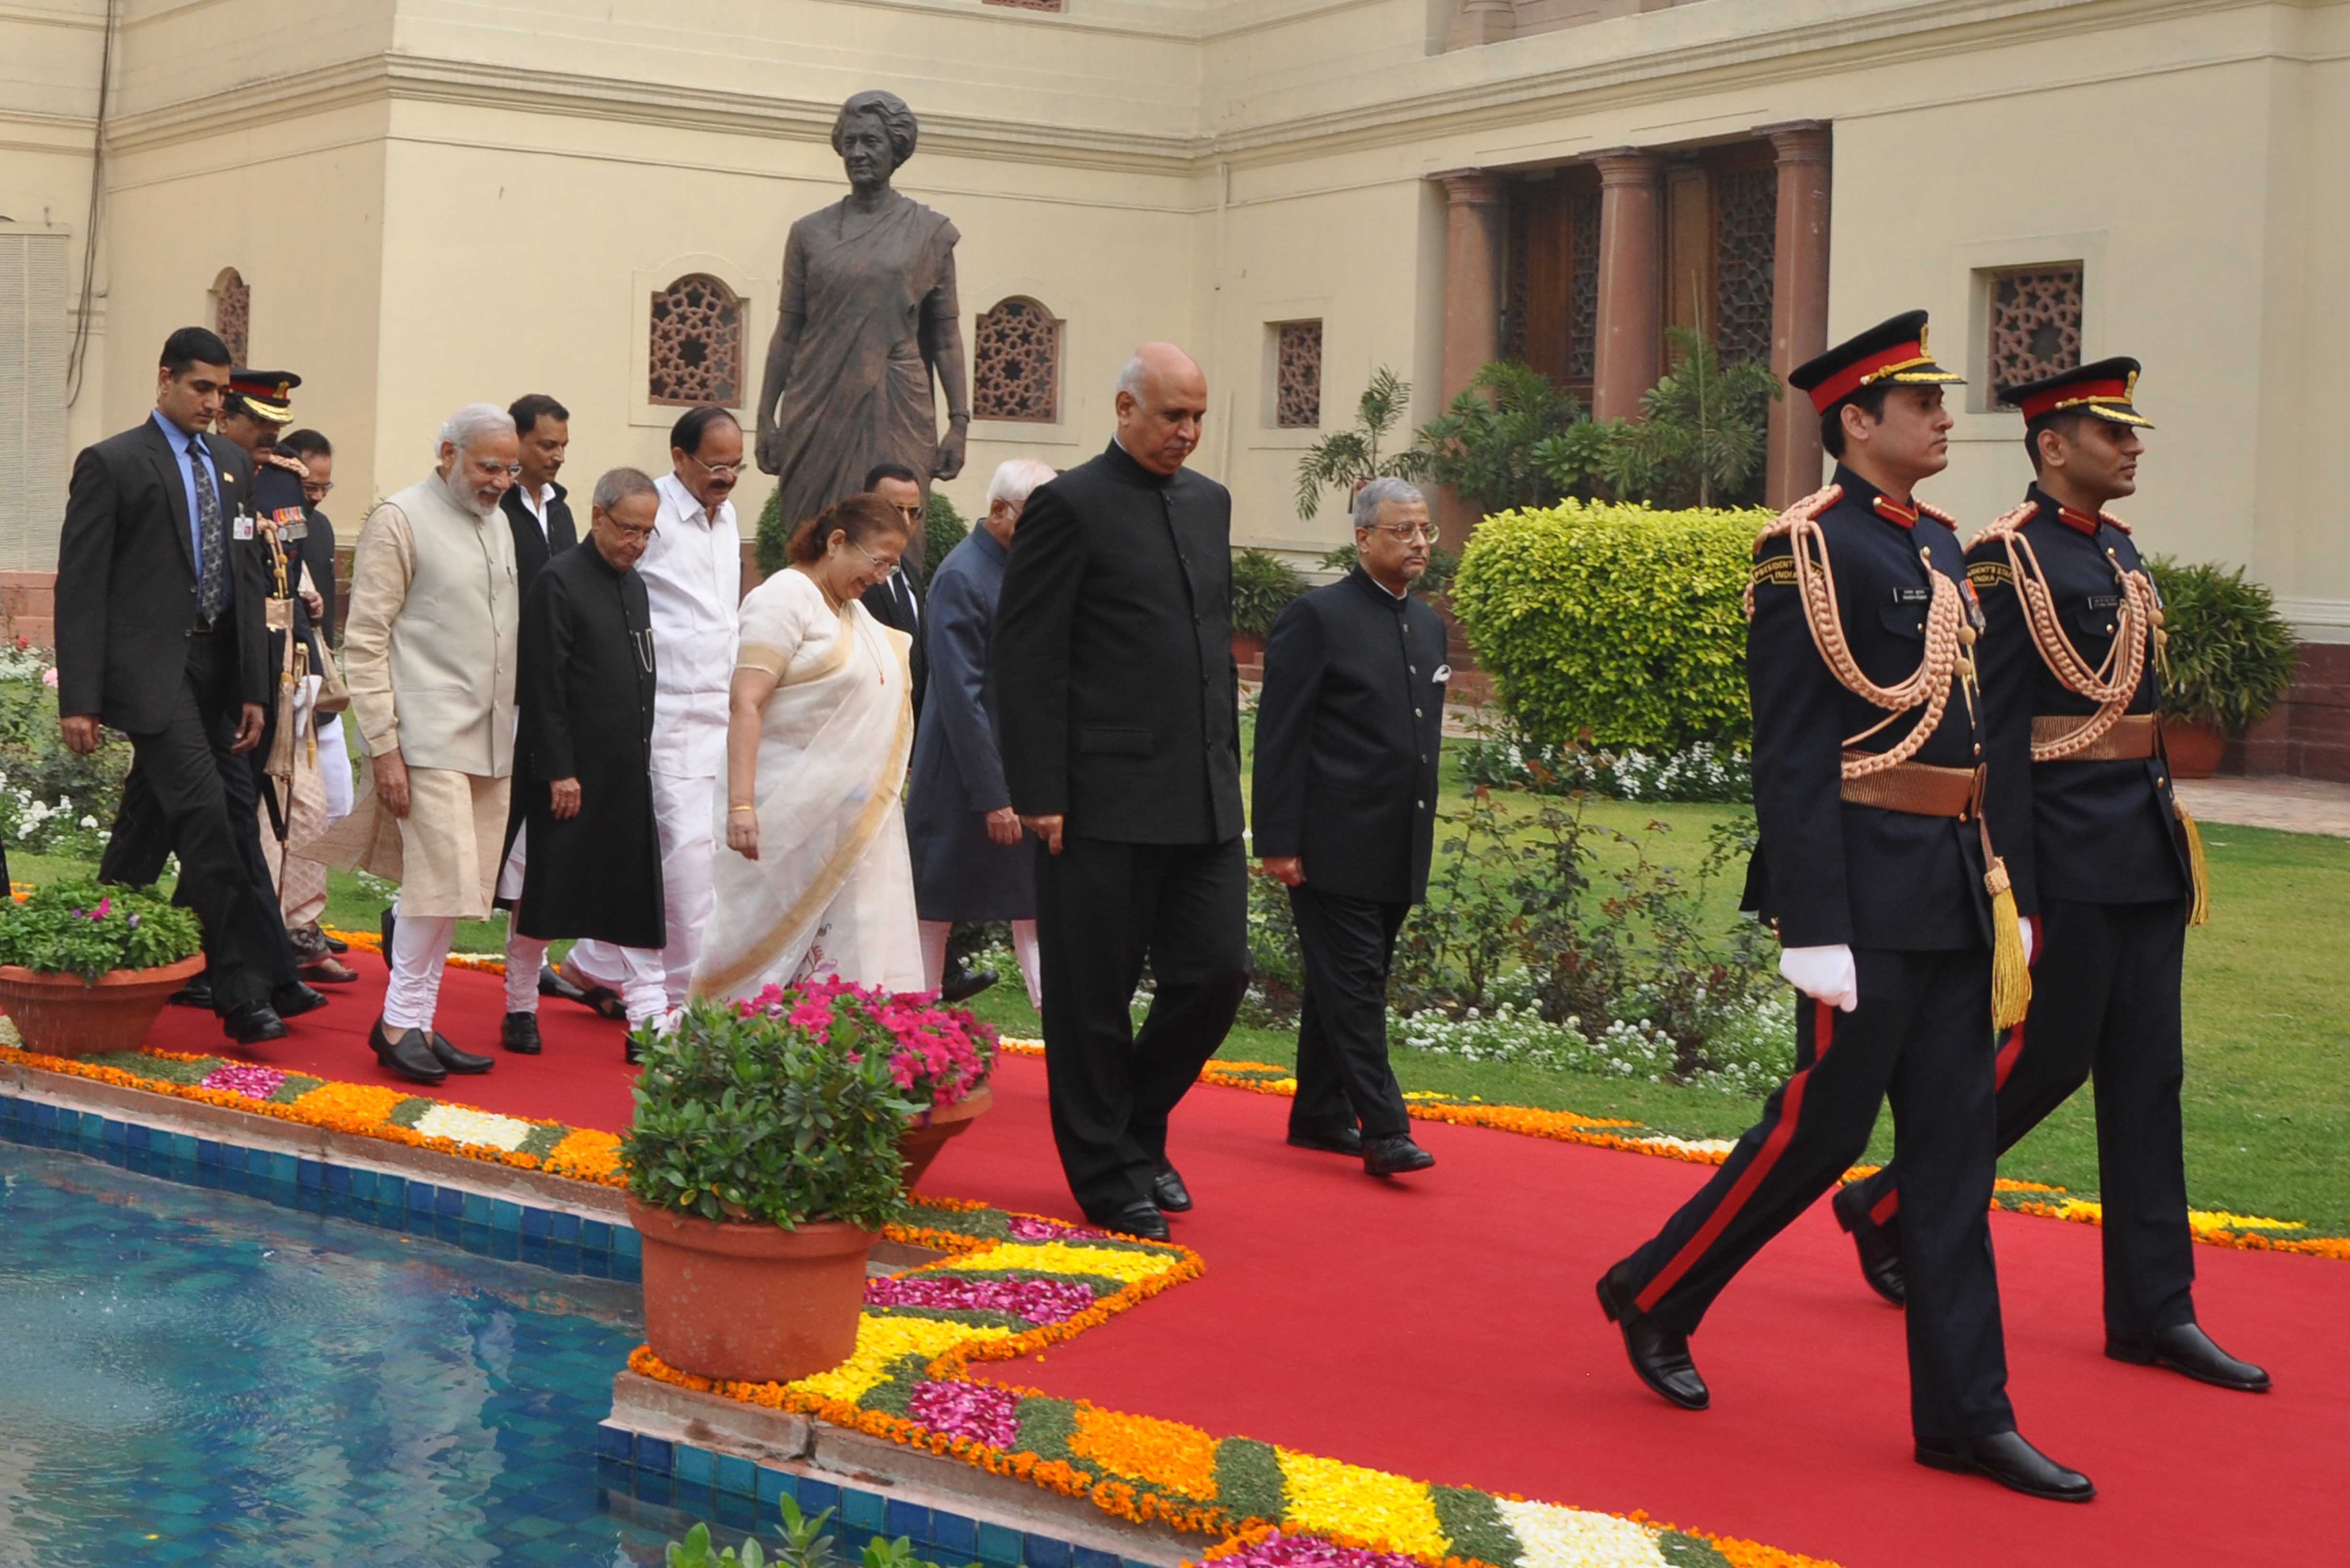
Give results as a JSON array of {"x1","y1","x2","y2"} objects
[{"x1": 609, "y1": 1372, "x2": 1191, "y2": 1566}]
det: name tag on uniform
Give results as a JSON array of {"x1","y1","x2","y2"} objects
[
  {"x1": 1432, "y1": 664, "x2": 1452, "y2": 685},
  {"x1": 2087, "y1": 594, "x2": 2120, "y2": 609},
  {"x1": 231, "y1": 510, "x2": 255, "y2": 541},
  {"x1": 1891, "y1": 586, "x2": 1931, "y2": 604}
]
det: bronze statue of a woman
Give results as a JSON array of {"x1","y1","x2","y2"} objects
[{"x1": 754, "y1": 90, "x2": 970, "y2": 543}]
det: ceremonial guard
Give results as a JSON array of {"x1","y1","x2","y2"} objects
[
  {"x1": 1831, "y1": 359, "x2": 2268, "y2": 1394},
  {"x1": 1596, "y1": 313, "x2": 2092, "y2": 1502}
]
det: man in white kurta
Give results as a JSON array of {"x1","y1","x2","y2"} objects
[
  {"x1": 565, "y1": 406, "x2": 743, "y2": 1023},
  {"x1": 342, "y1": 403, "x2": 522, "y2": 1084}
]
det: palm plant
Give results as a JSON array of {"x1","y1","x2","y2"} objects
[
  {"x1": 1293, "y1": 367, "x2": 1433, "y2": 520},
  {"x1": 1598, "y1": 323, "x2": 1780, "y2": 508},
  {"x1": 1416, "y1": 361, "x2": 1588, "y2": 518}
]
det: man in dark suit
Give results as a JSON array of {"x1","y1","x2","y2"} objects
[
  {"x1": 996, "y1": 342, "x2": 1249, "y2": 1241},
  {"x1": 1252, "y1": 477, "x2": 1444, "y2": 1178},
  {"x1": 54, "y1": 327, "x2": 291, "y2": 1045},
  {"x1": 863, "y1": 460, "x2": 928, "y2": 719},
  {"x1": 503, "y1": 393, "x2": 578, "y2": 599}
]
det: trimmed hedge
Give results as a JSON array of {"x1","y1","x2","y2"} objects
[{"x1": 1450, "y1": 500, "x2": 1767, "y2": 751}]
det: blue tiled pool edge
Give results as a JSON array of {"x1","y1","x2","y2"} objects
[{"x1": 0, "y1": 1088, "x2": 643, "y2": 1283}]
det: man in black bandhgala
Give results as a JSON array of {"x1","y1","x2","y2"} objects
[{"x1": 494, "y1": 467, "x2": 668, "y2": 1057}]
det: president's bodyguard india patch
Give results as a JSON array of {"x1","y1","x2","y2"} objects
[{"x1": 1750, "y1": 555, "x2": 1798, "y2": 588}]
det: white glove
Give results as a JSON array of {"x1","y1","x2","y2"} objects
[
  {"x1": 2019, "y1": 918, "x2": 2035, "y2": 968},
  {"x1": 1780, "y1": 944, "x2": 1859, "y2": 1013}
]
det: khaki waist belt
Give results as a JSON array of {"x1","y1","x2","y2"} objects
[
  {"x1": 1839, "y1": 758, "x2": 1984, "y2": 818},
  {"x1": 2032, "y1": 711, "x2": 2158, "y2": 761}
]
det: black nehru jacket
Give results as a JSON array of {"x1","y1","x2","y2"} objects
[
  {"x1": 297, "y1": 505, "x2": 338, "y2": 645},
  {"x1": 995, "y1": 439, "x2": 1244, "y2": 845},
  {"x1": 56, "y1": 419, "x2": 270, "y2": 730},
  {"x1": 1742, "y1": 466, "x2": 1992, "y2": 952},
  {"x1": 502, "y1": 480, "x2": 579, "y2": 602},
  {"x1": 1968, "y1": 485, "x2": 2189, "y2": 913},
  {"x1": 1251, "y1": 568, "x2": 1448, "y2": 903}
]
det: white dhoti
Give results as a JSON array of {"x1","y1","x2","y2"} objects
[{"x1": 568, "y1": 769, "x2": 718, "y2": 1011}]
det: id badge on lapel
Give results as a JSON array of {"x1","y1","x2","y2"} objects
[{"x1": 231, "y1": 507, "x2": 257, "y2": 542}]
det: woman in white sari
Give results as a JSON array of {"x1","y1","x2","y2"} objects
[{"x1": 691, "y1": 494, "x2": 926, "y2": 1002}]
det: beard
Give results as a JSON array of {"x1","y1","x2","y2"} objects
[{"x1": 440, "y1": 464, "x2": 500, "y2": 520}]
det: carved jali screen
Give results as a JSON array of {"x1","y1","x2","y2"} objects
[
  {"x1": 1988, "y1": 265, "x2": 2084, "y2": 397},
  {"x1": 973, "y1": 297, "x2": 1061, "y2": 423},
  {"x1": 649, "y1": 274, "x2": 744, "y2": 406}
]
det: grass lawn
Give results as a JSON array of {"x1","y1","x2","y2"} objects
[{"x1": 14, "y1": 733, "x2": 2348, "y2": 1232}]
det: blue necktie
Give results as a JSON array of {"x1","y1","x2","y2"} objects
[{"x1": 193, "y1": 443, "x2": 227, "y2": 621}]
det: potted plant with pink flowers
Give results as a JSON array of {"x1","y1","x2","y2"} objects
[
  {"x1": 0, "y1": 881, "x2": 204, "y2": 1057},
  {"x1": 739, "y1": 977, "x2": 999, "y2": 1189}
]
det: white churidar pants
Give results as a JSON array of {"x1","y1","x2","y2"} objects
[
  {"x1": 919, "y1": 919, "x2": 1042, "y2": 1013},
  {"x1": 383, "y1": 896, "x2": 455, "y2": 1032},
  {"x1": 568, "y1": 769, "x2": 715, "y2": 1011},
  {"x1": 505, "y1": 934, "x2": 666, "y2": 1026}
]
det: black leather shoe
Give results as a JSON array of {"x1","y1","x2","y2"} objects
[
  {"x1": 940, "y1": 962, "x2": 999, "y2": 1004},
  {"x1": 1596, "y1": 1262, "x2": 1708, "y2": 1410},
  {"x1": 171, "y1": 975, "x2": 216, "y2": 1010},
  {"x1": 1286, "y1": 1125, "x2": 1364, "y2": 1157},
  {"x1": 323, "y1": 930, "x2": 350, "y2": 954},
  {"x1": 538, "y1": 964, "x2": 588, "y2": 1004},
  {"x1": 221, "y1": 1001, "x2": 288, "y2": 1046},
  {"x1": 1152, "y1": 1162, "x2": 1193, "y2": 1213},
  {"x1": 1832, "y1": 1181, "x2": 1907, "y2": 1307},
  {"x1": 1083, "y1": 1200, "x2": 1169, "y2": 1242},
  {"x1": 1916, "y1": 1431, "x2": 2095, "y2": 1502},
  {"x1": 371, "y1": 1018, "x2": 445, "y2": 1084},
  {"x1": 1364, "y1": 1134, "x2": 1436, "y2": 1176},
  {"x1": 272, "y1": 981, "x2": 330, "y2": 1020},
  {"x1": 555, "y1": 961, "x2": 629, "y2": 1020},
  {"x1": 2106, "y1": 1322, "x2": 2271, "y2": 1392},
  {"x1": 428, "y1": 1032, "x2": 495, "y2": 1074},
  {"x1": 502, "y1": 1012, "x2": 544, "y2": 1055}
]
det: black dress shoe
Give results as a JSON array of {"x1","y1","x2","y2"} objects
[
  {"x1": 1831, "y1": 1181, "x2": 1907, "y2": 1307},
  {"x1": 323, "y1": 930, "x2": 350, "y2": 954},
  {"x1": 502, "y1": 1012, "x2": 544, "y2": 1055},
  {"x1": 1286, "y1": 1125, "x2": 1364, "y2": 1157},
  {"x1": 1364, "y1": 1133, "x2": 1436, "y2": 1176},
  {"x1": 428, "y1": 1032, "x2": 495, "y2": 1074},
  {"x1": 272, "y1": 981, "x2": 330, "y2": 1020},
  {"x1": 940, "y1": 962, "x2": 999, "y2": 1004},
  {"x1": 1916, "y1": 1431, "x2": 2095, "y2": 1502},
  {"x1": 1151, "y1": 1162, "x2": 1193, "y2": 1213},
  {"x1": 372, "y1": 1019, "x2": 446, "y2": 1084},
  {"x1": 221, "y1": 1001, "x2": 288, "y2": 1046},
  {"x1": 1082, "y1": 1200, "x2": 1169, "y2": 1242},
  {"x1": 1596, "y1": 1262, "x2": 1708, "y2": 1410},
  {"x1": 171, "y1": 975, "x2": 216, "y2": 1010},
  {"x1": 538, "y1": 964, "x2": 588, "y2": 1004},
  {"x1": 2106, "y1": 1322, "x2": 2271, "y2": 1392}
]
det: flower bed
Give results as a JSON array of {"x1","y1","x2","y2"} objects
[{"x1": 631, "y1": 1197, "x2": 1836, "y2": 1568}]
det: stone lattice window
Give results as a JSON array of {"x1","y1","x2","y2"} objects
[
  {"x1": 649, "y1": 273, "x2": 744, "y2": 406},
  {"x1": 1275, "y1": 320, "x2": 1323, "y2": 429},
  {"x1": 212, "y1": 269, "x2": 250, "y2": 364},
  {"x1": 1987, "y1": 265, "x2": 2083, "y2": 397},
  {"x1": 1567, "y1": 191, "x2": 1601, "y2": 381},
  {"x1": 1713, "y1": 167, "x2": 1777, "y2": 366},
  {"x1": 972, "y1": 297, "x2": 1061, "y2": 422}
]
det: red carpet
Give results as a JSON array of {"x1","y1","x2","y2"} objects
[{"x1": 156, "y1": 954, "x2": 2350, "y2": 1568}]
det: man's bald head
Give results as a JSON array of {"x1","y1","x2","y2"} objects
[{"x1": 1114, "y1": 341, "x2": 1208, "y2": 476}]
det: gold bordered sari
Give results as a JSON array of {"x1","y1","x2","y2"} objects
[{"x1": 690, "y1": 569, "x2": 924, "y2": 1002}]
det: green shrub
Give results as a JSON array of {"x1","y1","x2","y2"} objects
[
  {"x1": 1451, "y1": 500, "x2": 1765, "y2": 751},
  {"x1": 622, "y1": 1000, "x2": 916, "y2": 1231},
  {"x1": 1228, "y1": 548, "x2": 1309, "y2": 637},
  {"x1": 2144, "y1": 557, "x2": 2301, "y2": 731},
  {"x1": 0, "y1": 881, "x2": 201, "y2": 981},
  {"x1": 0, "y1": 671, "x2": 129, "y2": 856},
  {"x1": 755, "y1": 487, "x2": 968, "y2": 582}
]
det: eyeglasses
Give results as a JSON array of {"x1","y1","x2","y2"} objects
[
  {"x1": 886, "y1": 501, "x2": 923, "y2": 519},
  {"x1": 1366, "y1": 522, "x2": 1440, "y2": 544},
  {"x1": 301, "y1": 480, "x2": 334, "y2": 499},
  {"x1": 852, "y1": 539, "x2": 900, "y2": 575},
  {"x1": 471, "y1": 461, "x2": 524, "y2": 479},
  {"x1": 687, "y1": 452, "x2": 744, "y2": 479},
  {"x1": 602, "y1": 522, "x2": 658, "y2": 543}
]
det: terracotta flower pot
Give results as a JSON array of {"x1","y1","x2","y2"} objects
[
  {"x1": 0, "y1": 954, "x2": 206, "y2": 1057},
  {"x1": 899, "y1": 1081, "x2": 993, "y2": 1191},
  {"x1": 626, "y1": 1198, "x2": 877, "y2": 1384},
  {"x1": 2160, "y1": 718, "x2": 2226, "y2": 779}
]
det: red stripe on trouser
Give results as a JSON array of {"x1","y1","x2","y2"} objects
[
  {"x1": 1636, "y1": 997, "x2": 1836, "y2": 1314},
  {"x1": 1867, "y1": 1021, "x2": 2024, "y2": 1229}
]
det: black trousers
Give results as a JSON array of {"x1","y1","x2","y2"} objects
[
  {"x1": 1842, "y1": 898, "x2": 2195, "y2": 1338},
  {"x1": 1287, "y1": 886, "x2": 1411, "y2": 1140},
  {"x1": 1033, "y1": 835, "x2": 1249, "y2": 1214},
  {"x1": 103, "y1": 711, "x2": 300, "y2": 993},
  {"x1": 96, "y1": 633, "x2": 276, "y2": 1013},
  {"x1": 1615, "y1": 947, "x2": 2014, "y2": 1440}
]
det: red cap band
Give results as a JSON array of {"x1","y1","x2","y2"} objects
[
  {"x1": 2018, "y1": 377, "x2": 2131, "y2": 420},
  {"x1": 1805, "y1": 340, "x2": 1928, "y2": 413}
]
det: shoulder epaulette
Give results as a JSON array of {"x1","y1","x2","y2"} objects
[
  {"x1": 1916, "y1": 499, "x2": 1959, "y2": 528},
  {"x1": 2101, "y1": 511, "x2": 2132, "y2": 536},
  {"x1": 258, "y1": 451, "x2": 310, "y2": 478},
  {"x1": 1965, "y1": 500, "x2": 2039, "y2": 553},
  {"x1": 1750, "y1": 484, "x2": 1840, "y2": 555}
]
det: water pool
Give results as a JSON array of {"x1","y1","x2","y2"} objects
[{"x1": 0, "y1": 1139, "x2": 671, "y2": 1565}]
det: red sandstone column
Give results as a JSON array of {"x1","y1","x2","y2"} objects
[
  {"x1": 1431, "y1": 168, "x2": 1507, "y2": 540},
  {"x1": 1589, "y1": 149, "x2": 1665, "y2": 423},
  {"x1": 1760, "y1": 120, "x2": 1833, "y2": 508}
]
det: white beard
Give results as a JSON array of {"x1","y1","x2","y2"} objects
[{"x1": 438, "y1": 465, "x2": 498, "y2": 520}]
